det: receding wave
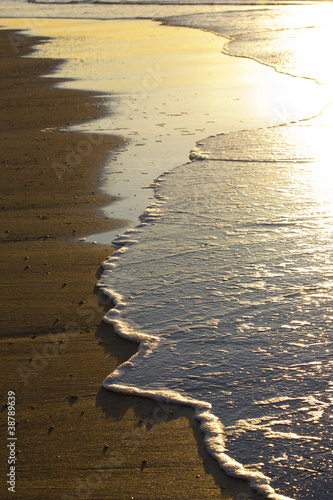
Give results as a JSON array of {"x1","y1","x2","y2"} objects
[
  {"x1": 188, "y1": 121, "x2": 331, "y2": 163},
  {"x1": 160, "y1": 7, "x2": 333, "y2": 84},
  {"x1": 97, "y1": 112, "x2": 333, "y2": 500},
  {"x1": 99, "y1": 240, "x2": 294, "y2": 500}
]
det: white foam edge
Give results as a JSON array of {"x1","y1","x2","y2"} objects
[
  {"x1": 97, "y1": 292, "x2": 293, "y2": 500},
  {"x1": 97, "y1": 164, "x2": 294, "y2": 500},
  {"x1": 110, "y1": 197, "x2": 168, "y2": 248},
  {"x1": 101, "y1": 335, "x2": 292, "y2": 499},
  {"x1": 189, "y1": 146, "x2": 212, "y2": 161}
]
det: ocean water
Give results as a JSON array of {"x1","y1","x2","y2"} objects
[
  {"x1": 2, "y1": 1, "x2": 333, "y2": 498},
  {"x1": 100, "y1": 118, "x2": 333, "y2": 500}
]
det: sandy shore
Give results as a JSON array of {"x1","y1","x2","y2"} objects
[
  {"x1": 2, "y1": 17, "x2": 322, "y2": 245},
  {"x1": 0, "y1": 27, "x2": 265, "y2": 500}
]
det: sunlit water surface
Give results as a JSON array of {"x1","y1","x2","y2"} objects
[
  {"x1": 98, "y1": 6, "x2": 333, "y2": 499},
  {"x1": 100, "y1": 115, "x2": 333, "y2": 500}
]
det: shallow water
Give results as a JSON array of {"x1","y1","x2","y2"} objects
[
  {"x1": 98, "y1": 7, "x2": 333, "y2": 497},
  {"x1": 166, "y1": 4, "x2": 333, "y2": 85},
  {"x1": 100, "y1": 118, "x2": 333, "y2": 499}
]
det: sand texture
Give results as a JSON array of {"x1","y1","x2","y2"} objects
[{"x1": 0, "y1": 28, "x2": 264, "y2": 500}]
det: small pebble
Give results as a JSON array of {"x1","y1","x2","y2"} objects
[{"x1": 141, "y1": 459, "x2": 147, "y2": 471}]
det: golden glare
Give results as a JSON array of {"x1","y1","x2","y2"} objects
[{"x1": 302, "y1": 103, "x2": 333, "y2": 216}]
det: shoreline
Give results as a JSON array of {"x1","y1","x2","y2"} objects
[
  {"x1": 4, "y1": 17, "x2": 322, "y2": 247},
  {"x1": 0, "y1": 27, "x2": 266, "y2": 499},
  {"x1": 0, "y1": 28, "x2": 126, "y2": 338}
]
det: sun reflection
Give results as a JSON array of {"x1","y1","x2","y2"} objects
[
  {"x1": 255, "y1": 4, "x2": 333, "y2": 126},
  {"x1": 301, "y1": 102, "x2": 333, "y2": 217},
  {"x1": 285, "y1": 24, "x2": 333, "y2": 87},
  {"x1": 272, "y1": 4, "x2": 333, "y2": 86}
]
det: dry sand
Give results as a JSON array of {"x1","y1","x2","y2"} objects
[{"x1": 0, "y1": 28, "x2": 265, "y2": 500}]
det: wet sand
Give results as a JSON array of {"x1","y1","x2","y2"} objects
[
  {"x1": 0, "y1": 28, "x2": 264, "y2": 499},
  {"x1": 1, "y1": 17, "x2": 317, "y2": 245}
]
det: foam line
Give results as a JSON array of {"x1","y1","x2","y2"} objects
[{"x1": 98, "y1": 233, "x2": 294, "y2": 500}]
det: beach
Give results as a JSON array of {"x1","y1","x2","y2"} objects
[
  {"x1": 0, "y1": 26, "x2": 267, "y2": 500},
  {"x1": 2, "y1": 17, "x2": 322, "y2": 245}
]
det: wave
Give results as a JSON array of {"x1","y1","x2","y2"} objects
[
  {"x1": 95, "y1": 109, "x2": 333, "y2": 499},
  {"x1": 160, "y1": 6, "x2": 333, "y2": 85},
  {"x1": 99, "y1": 249, "x2": 293, "y2": 500},
  {"x1": 189, "y1": 116, "x2": 332, "y2": 163}
]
